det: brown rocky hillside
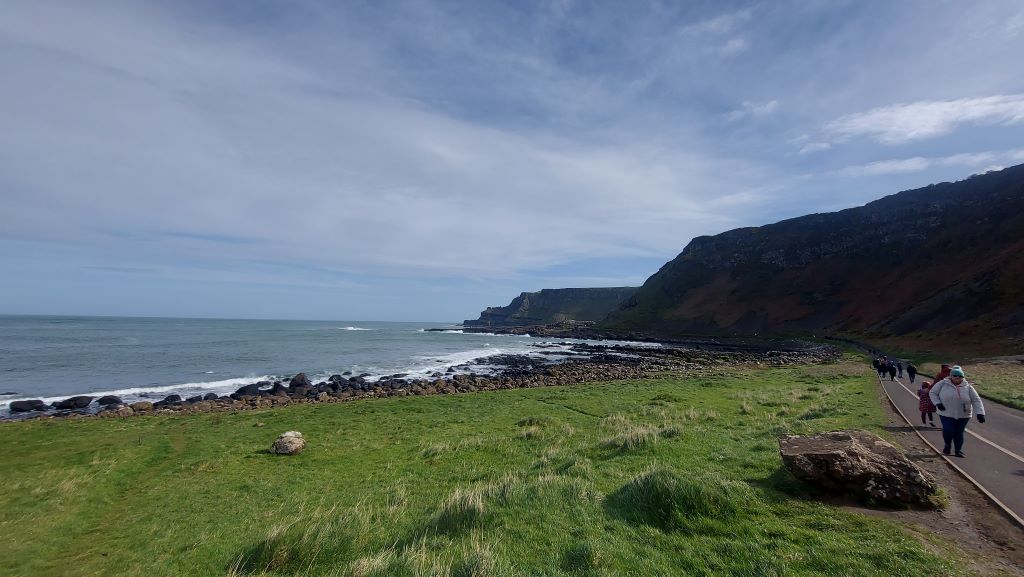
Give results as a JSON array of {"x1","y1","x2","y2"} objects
[
  {"x1": 602, "y1": 164, "x2": 1024, "y2": 355},
  {"x1": 465, "y1": 287, "x2": 637, "y2": 328}
]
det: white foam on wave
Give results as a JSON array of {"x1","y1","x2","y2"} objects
[
  {"x1": 430, "y1": 329, "x2": 534, "y2": 338},
  {"x1": 0, "y1": 375, "x2": 272, "y2": 412},
  {"x1": 390, "y1": 347, "x2": 507, "y2": 379},
  {"x1": 339, "y1": 326, "x2": 372, "y2": 331}
]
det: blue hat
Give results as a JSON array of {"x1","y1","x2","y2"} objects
[{"x1": 950, "y1": 367, "x2": 965, "y2": 378}]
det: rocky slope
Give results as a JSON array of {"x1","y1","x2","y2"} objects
[
  {"x1": 464, "y1": 287, "x2": 637, "y2": 327},
  {"x1": 602, "y1": 164, "x2": 1024, "y2": 353}
]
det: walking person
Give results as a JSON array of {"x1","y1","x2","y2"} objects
[
  {"x1": 887, "y1": 361, "x2": 897, "y2": 381},
  {"x1": 929, "y1": 367, "x2": 986, "y2": 457},
  {"x1": 918, "y1": 380, "x2": 936, "y2": 426},
  {"x1": 897, "y1": 360, "x2": 904, "y2": 378},
  {"x1": 907, "y1": 362, "x2": 918, "y2": 383}
]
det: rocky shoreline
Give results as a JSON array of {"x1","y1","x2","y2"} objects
[{"x1": 5, "y1": 339, "x2": 840, "y2": 422}]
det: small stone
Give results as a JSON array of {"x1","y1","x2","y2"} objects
[
  {"x1": 254, "y1": 421, "x2": 265, "y2": 427},
  {"x1": 272, "y1": 431, "x2": 305, "y2": 455}
]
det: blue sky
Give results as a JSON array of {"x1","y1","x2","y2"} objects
[{"x1": 2, "y1": 0, "x2": 1023, "y2": 321}]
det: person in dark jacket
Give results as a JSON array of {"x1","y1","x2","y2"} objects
[
  {"x1": 907, "y1": 362, "x2": 918, "y2": 383},
  {"x1": 897, "y1": 360, "x2": 904, "y2": 378},
  {"x1": 887, "y1": 362, "x2": 897, "y2": 381}
]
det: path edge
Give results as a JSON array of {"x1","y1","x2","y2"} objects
[{"x1": 877, "y1": 374, "x2": 1024, "y2": 530}]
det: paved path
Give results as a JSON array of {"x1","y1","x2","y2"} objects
[{"x1": 879, "y1": 373, "x2": 1024, "y2": 525}]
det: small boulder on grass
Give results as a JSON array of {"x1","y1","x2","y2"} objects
[{"x1": 272, "y1": 431, "x2": 306, "y2": 455}]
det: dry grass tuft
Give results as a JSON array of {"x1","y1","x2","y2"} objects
[
  {"x1": 434, "y1": 487, "x2": 486, "y2": 533},
  {"x1": 602, "y1": 424, "x2": 660, "y2": 451}
]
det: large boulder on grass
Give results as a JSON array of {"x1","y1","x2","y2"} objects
[
  {"x1": 779, "y1": 430, "x2": 938, "y2": 507},
  {"x1": 271, "y1": 431, "x2": 306, "y2": 455}
]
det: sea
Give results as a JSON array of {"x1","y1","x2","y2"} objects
[{"x1": 0, "y1": 315, "x2": 645, "y2": 416}]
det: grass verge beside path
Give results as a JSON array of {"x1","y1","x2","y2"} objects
[{"x1": 0, "y1": 358, "x2": 960, "y2": 577}]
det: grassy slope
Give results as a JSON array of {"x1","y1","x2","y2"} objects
[{"x1": 0, "y1": 359, "x2": 958, "y2": 577}]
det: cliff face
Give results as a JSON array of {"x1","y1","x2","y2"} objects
[
  {"x1": 465, "y1": 287, "x2": 638, "y2": 328},
  {"x1": 602, "y1": 164, "x2": 1024, "y2": 352}
]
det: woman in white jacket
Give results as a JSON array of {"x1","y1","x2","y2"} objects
[{"x1": 929, "y1": 366, "x2": 986, "y2": 457}]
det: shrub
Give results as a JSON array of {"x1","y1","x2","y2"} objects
[
  {"x1": 517, "y1": 415, "x2": 556, "y2": 427},
  {"x1": 601, "y1": 425, "x2": 659, "y2": 451},
  {"x1": 433, "y1": 487, "x2": 486, "y2": 533},
  {"x1": 555, "y1": 455, "x2": 593, "y2": 478},
  {"x1": 606, "y1": 466, "x2": 757, "y2": 532},
  {"x1": 452, "y1": 541, "x2": 497, "y2": 577},
  {"x1": 658, "y1": 425, "x2": 683, "y2": 438},
  {"x1": 561, "y1": 541, "x2": 605, "y2": 573},
  {"x1": 517, "y1": 426, "x2": 543, "y2": 440},
  {"x1": 229, "y1": 511, "x2": 355, "y2": 575}
]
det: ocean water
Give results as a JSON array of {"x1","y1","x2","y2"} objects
[{"x1": 0, "y1": 315, "x2": 632, "y2": 414}]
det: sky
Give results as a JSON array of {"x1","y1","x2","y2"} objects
[{"x1": 2, "y1": 0, "x2": 1023, "y2": 322}]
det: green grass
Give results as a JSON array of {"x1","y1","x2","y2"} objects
[{"x1": 0, "y1": 358, "x2": 960, "y2": 576}]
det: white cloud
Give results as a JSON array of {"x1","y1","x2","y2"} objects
[
  {"x1": 834, "y1": 148, "x2": 1024, "y2": 177},
  {"x1": 798, "y1": 142, "x2": 832, "y2": 155},
  {"x1": 836, "y1": 157, "x2": 931, "y2": 177},
  {"x1": 682, "y1": 9, "x2": 753, "y2": 35},
  {"x1": 718, "y1": 37, "x2": 750, "y2": 56},
  {"x1": 0, "y1": 0, "x2": 764, "y2": 285},
  {"x1": 824, "y1": 94, "x2": 1024, "y2": 145},
  {"x1": 725, "y1": 100, "x2": 778, "y2": 122}
]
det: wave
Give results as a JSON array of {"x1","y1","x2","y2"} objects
[
  {"x1": 429, "y1": 329, "x2": 534, "y2": 338},
  {"x1": 339, "y1": 326, "x2": 372, "y2": 331}
]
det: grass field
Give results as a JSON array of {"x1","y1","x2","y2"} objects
[{"x1": 0, "y1": 358, "x2": 960, "y2": 576}]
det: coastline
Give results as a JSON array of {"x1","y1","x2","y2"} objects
[{"x1": 3, "y1": 338, "x2": 839, "y2": 422}]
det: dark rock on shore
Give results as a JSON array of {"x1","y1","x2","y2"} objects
[
  {"x1": 158, "y1": 394, "x2": 183, "y2": 405},
  {"x1": 97, "y1": 395, "x2": 122, "y2": 406},
  {"x1": 233, "y1": 383, "x2": 263, "y2": 398},
  {"x1": 10, "y1": 399, "x2": 49, "y2": 412},
  {"x1": 52, "y1": 396, "x2": 95, "y2": 410},
  {"x1": 289, "y1": 373, "x2": 312, "y2": 389}
]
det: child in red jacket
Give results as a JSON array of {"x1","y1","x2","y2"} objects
[{"x1": 918, "y1": 380, "x2": 936, "y2": 426}]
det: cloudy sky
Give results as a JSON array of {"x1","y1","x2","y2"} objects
[{"x1": 2, "y1": 0, "x2": 1023, "y2": 321}]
